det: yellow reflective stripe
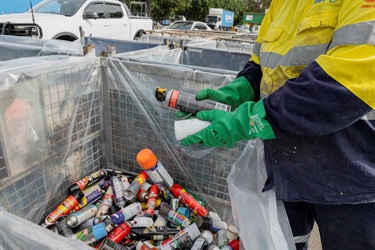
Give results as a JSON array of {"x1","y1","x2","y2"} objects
[
  {"x1": 329, "y1": 20, "x2": 375, "y2": 50},
  {"x1": 260, "y1": 44, "x2": 328, "y2": 69}
]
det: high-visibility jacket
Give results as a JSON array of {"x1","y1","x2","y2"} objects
[{"x1": 238, "y1": 0, "x2": 375, "y2": 204}]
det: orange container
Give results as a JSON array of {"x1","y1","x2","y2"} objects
[{"x1": 136, "y1": 149, "x2": 174, "y2": 191}]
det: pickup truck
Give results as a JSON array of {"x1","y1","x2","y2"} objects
[{"x1": 0, "y1": 0, "x2": 153, "y2": 41}]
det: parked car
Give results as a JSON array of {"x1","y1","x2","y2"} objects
[
  {"x1": 0, "y1": 0, "x2": 153, "y2": 41},
  {"x1": 234, "y1": 25, "x2": 242, "y2": 31},
  {"x1": 251, "y1": 24, "x2": 261, "y2": 35},
  {"x1": 167, "y1": 21, "x2": 212, "y2": 31},
  {"x1": 235, "y1": 24, "x2": 250, "y2": 33}
]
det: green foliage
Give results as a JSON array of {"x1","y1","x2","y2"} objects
[
  {"x1": 184, "y1": 0, "x2": 210, "y2": 21},
  {"x1": 246, "y1": 0, "x2": 272, "y2": 13},
  {"x1": 151, "y1": 0, "x2": 193, "y2": 20},
  {"x1": 223, "y1": 0, "x2": 248, "y2": 25},
  {"x1": 128, "y1": 0, "x2": 272, "y2": 23}
]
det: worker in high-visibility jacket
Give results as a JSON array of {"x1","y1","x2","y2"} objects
[{"x1": 181, "y1": 1, "x2": 375, "y2": 249}]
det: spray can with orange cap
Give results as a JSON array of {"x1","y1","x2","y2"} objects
[
  {"x1": 136, "y1": 149, "x2": 173, "y2": 191},
  {"x1": 155, "y1": 88, "x2": 231, "y2": 115}
]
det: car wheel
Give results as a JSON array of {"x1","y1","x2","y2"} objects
[{"x1": 134, "y1": 31, "x2": 146, "y2": 40}]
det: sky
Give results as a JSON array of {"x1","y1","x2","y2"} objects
[{"x1": 0, "y1": 0, "x2": 43, "y2": 14}]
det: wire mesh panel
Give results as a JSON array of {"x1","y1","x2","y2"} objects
[
  {"x1": 0, "y1": 55, "x2": 105, "y2": 224},
  {"x1": 104, "y1": 58, "x2": 247, "y2": 221},
  {"x1": 115, "y1": 46, "x2": 251, "y2": 72},
  {"x1": 84, "y1": 36, "x2": 161, "y2": 56},
  {"x1": 183, "y1": 47, "x2": 251, "y2": 71},
  {"x1": 140, "y1": 35, "x2": 193, "y2": 49},
  {"x1": 0, "y1": 35, "x2": 83, "y2": 62}
]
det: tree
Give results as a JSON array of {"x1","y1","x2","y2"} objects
[
  {"x1": 184, "y1": 0, "x2": 210, "y2": 21},
  {"x1": 223, "y1": 0, "x2": 249, "y2": 25},
  {"x1": 246, "y1": 0, "x2": 272, "y2": 13},
  {"x1": 139, "y1": 0, "x2": 272, "y2": 23},
  {"x1": 151, "y1": 0, "x2": 193, "y2": 21},
  {"x1": 145, "y1": 0, "x2": 152, "y2": 17}
]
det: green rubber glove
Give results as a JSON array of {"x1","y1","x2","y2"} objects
[
  {"x1": 176, "y1": 76, "x2": 254, "y2": 118},
  {"x1": 181, "y1": 100, "x2": 276, "y2": 148},
  {"x1": 196, "y1": 76, "x2": 255, "y2": 110}
]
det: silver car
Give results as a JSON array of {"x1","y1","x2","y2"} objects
[{"x1": 167, "y1": 21, "x2": 212, "y2": 31}]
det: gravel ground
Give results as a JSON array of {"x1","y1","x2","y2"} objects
[{"x1": 309, "y1": 224, "x2": 322, "y2": 250}]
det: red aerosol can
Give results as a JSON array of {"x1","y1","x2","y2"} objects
[
  {"x1": 67, "y1": 169, "x2": 108, "y2": 195},
  {"x1": 44, "y1": 191, "x2": 84, "y2": 226},
  {"x1": 144, "y1": 184, "x2": 159, "y2": 217},
  {"x1": 170, "y1": 183, "x2": 208, "y2": 217},
  {"x1": 106, "y1": 222, "x2": 131, "y2": 243}
]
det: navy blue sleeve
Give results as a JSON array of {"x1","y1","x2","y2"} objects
[
  {"x1": 236, "y1": 61, "x2": 262, "y2": 101},
  {"x1": 264, "y1": 61, "x2": 372, "y2": 137}
]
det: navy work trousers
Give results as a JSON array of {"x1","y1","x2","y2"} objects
[{"x1": 283, "y1": 201, "x2": 375, "y2": 250}]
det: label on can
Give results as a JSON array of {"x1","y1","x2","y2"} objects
[
  {"x1": 121, "y1": 176, "x2": 130, "y2": 190},
  {"x1": 161, "y1": 225, "x2": 196, "y2": 249},
  {"x1": 146, "y1": 161, "x2": 173, "y2": 191},
  {"x1": 46, "y1": 195, "x2": 78, "y2": 224},
  {"x1": 89, "y1": 169, "x2": 107, "y2": 182},
  {"x1": 76, "y1": 177, "x2": 89, "y2": 191},
  {"x1": 72, "y1": 227, "x2": 96, "y2": 244},
  {"x1": 123, "y1": 202, "x2": 142, "y2": 221},
  {"x1": 68, "y1": 204, "x2": 98, "y2": 227}
]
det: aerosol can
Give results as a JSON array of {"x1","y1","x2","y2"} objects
[{"x1": 155, "y1": 88, "x2": 231, "y2": 115}]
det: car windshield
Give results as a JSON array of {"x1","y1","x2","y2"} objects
[
  {"x1": 206, "y1": 16, "x2": 217, "y2": 22},
  {"x1": 32, "y1": 0, "x2": 86, "y2": 16},
  {"x1": 168, "y1": 21, "x2": 193, "y2": 30}
]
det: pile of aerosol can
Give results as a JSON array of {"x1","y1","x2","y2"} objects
[{"x1": 42, "y1": 148, "x2": 240, "y2": 250}]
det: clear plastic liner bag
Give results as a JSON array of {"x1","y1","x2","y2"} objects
[
  {"x1": 0, "y1": 207, "x2": 93, "y2": 250},
  {"x1": 227, "y1": 139, "x2": 296, "y2": 250}
]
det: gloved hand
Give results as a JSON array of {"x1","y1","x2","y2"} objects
[
  {"x1": 176, "y1": 76, "x2": 254, "y2": 118},
  {"x1": 195, "y1": 76, "x2": 255, "y2": 110},
  {"x1": 181, "y1": 100, "x2": 276, "y2": 148}
]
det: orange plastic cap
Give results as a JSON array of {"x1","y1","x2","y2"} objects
[{"x1": 137, "y1": 148, "x2": 158, "y2": 170}]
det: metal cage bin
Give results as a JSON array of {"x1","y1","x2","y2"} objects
[{"x1": 0, "y1": 52, "x2": 247, "y2": 248}]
